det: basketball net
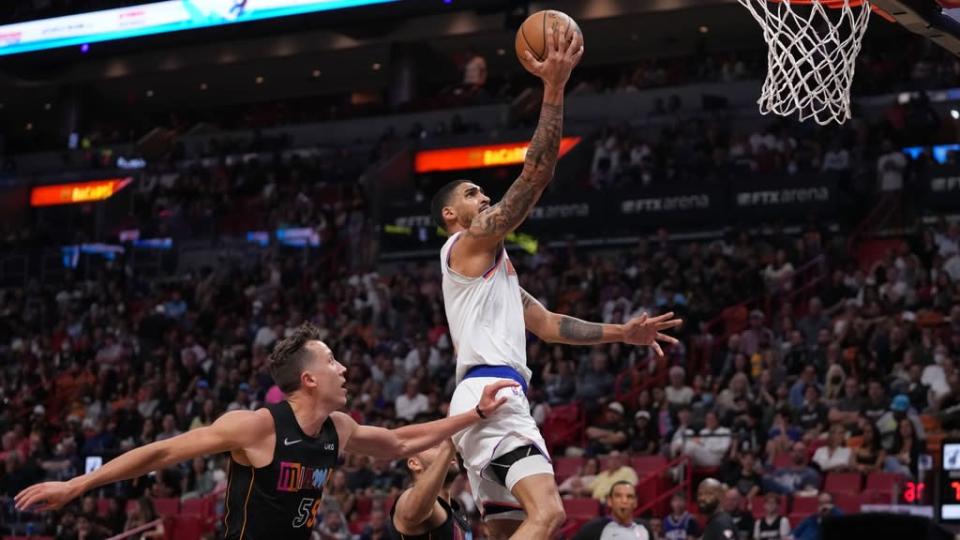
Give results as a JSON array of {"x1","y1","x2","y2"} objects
[{"x1": 737, "y1": 0, "x2": 872, "y2": 125}]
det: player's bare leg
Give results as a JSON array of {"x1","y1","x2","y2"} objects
[
  {"x1": 507, "y1": 473, "x2": 565, "y2": 539},
  {"x1": 486, "y1": 519, "x2": 521, "y2": 540}
]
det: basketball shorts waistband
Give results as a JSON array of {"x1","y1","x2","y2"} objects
[{"x1": 463, "y1": 365, "x2": 528, "y2": 393}]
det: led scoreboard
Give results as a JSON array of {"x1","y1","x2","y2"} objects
[{"x1": 940, "y1": 442, "x2": 960, "y2": 520}]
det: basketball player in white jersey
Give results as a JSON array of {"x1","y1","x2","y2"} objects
[{"x1": 430, "y1": 23, "x2": 681, "y2": 540}]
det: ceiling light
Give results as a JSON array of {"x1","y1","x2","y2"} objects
[
  {"x1": 146, "y1": 90, "x2": 154, "y2": 97},
  {"x1": 44, "y1": 103, "x2": 52, "y2": 110},
  {"x1": 200, "y1": 82, "x2": 208, "y2": 90},
  {"x1": 699, "y1": 25, "x2": 710, "y2": 33},
  {"x1": 496, "y1": 48, "x2": 505, "y2": 56},
  {"x1": 25, "y1": 122, "x2": 33, "y2": 131},
  {"x1": 255, "y1": 75, "x2": 264, "y2": 84},
  {"x1": 372, "y1": 63, "x2": 381, "y2": 71},
  {"x1": 952, "y1": 109, "x2": 959, "y2": 120},
  {"x1": 312, "y1": 69, "x2": 321, "y2": 78}
]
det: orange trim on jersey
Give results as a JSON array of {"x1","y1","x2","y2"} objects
[
  {"x1": 223, "y1": 460, "x2": 233, "y2": 536},
  {"x1": 482, "y1": 249, "x2": 504, "y2": 279},
  {"x1": 239, "y1": 467, "x2": 256, "y2": 539}
]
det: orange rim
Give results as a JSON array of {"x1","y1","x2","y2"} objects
[
  {"x1": 765, "y1": 0, "x2": 894, "y2": 21},
  {"x1": 767, "y1": 0, "x2": 868, "y2": 6}
]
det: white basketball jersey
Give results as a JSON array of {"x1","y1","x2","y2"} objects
[{"x1": 440, "y1": 232, "x2": 530, "y2": 384}]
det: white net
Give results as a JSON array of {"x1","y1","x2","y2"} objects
[{"x1": 737, "y1": 0, "x2": 872, "y2": 125}]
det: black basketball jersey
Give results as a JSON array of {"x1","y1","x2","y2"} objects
[
  {"x1": 755, "y1": 516, "x2": 788, "y2": 540},
  {"x1": 223, "y1": 401, "x2": 339, "y2": 540},
  {"x1": 388, "y1": 496, "x2": 472, "y2": 540}
]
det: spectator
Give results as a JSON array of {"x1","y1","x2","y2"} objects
[
  {"x1": 666, "y1": 367, "x2": 695, "y2": 408},
  {"x1": 828, "y1": 376, "x2": 864, "y2": 427},
  {"x1": 585, "y1": 402, "x2": 629, "y2": 455},
  {"x1": 812, "y1": 424, "x2": 852, "y2": 472},
  {"x1": 862, "y1": 380, "x2": 889, "y2": 424},
  {"x1": 766, "y1": 408, "x2": 802, "y2": 463},
  {"x1": 395, "y1": 380, "x2": 429, "y2": 422},
  {"x1": 762, "y1": 442, "x2": 821, "y2": 495},
  {"x1": 791, "y1": 492, "x2": 841, "y2": 540},
  {"x1": 680, "y1": 410, "x2": 731, "y2": 469},
  {"x1": 876, "y1": 140, "x2": 907, "y2": 192},
  {"x1": 721, "y1": 488, "x2": 753, "y2": 540},
  {"x1": 794, "y1": 385, "x2": 828, "y2": 437},
  {"x1": 630, "y1": 410, "x2": 659, "y2": 455},
  {"x1": 723, "y1": 450, "x2": 761, "y2": 501},
  {"x1": 123, "y1": 498, "x2": 165, "y2": 539},
  {"x1": 789, "y1": 366, "x2": 820, "y2": 411},
  {"x1": 543, "y1": 359, "x2": 576, "y2": 405},
  {"x1": 359, "y1": 509, "x2": 388, "y2": 540},
  {"x1": 572, "y1": 481, "x2": 653, "y2": 540},
  {"x1": 850, "y1": 419, "x2": 885, "y2": 474},
  {"x1": 558, "y1": 457, "x2": 600, "y2": 498},
  {"x1": 313, "y1": 509, "x2": 349, "y2": 540},
  {"x1": 885, "y1": 418, "x2": 923, "y2": 477},
  {"x1": 577, "y1": 350, "x2": 616, "y2": 404},
  {"x1": 798, "y1": 298, "x2": 830, "y2": 350},
  {"x1": 662, "y1": 492, "x2": 702, "y2": 540},
  {"x1": 462, "y1": 46, "x2": 487, "y2": 89},
  {"x1": 753, "y1": 493, "x2": 791, "y2": 540},
  {"x1": 876, "y1": 394, "x2": 925, "y2": 451},
  {"x1": 669, "y1": 406, "x2": 696, "y2": 459},
  {"x1": 590, "y1": 452, "x2": 638, "y2": 502},
  {"x1": 741, "y1": 311, "x2": 775, "y2": 357},
  {"x1": 155, "y1": 414, "x2": 181, "y2": 442}
]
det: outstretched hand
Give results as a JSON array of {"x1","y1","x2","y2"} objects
[
  {"x1": 623, "y1": 311, "x2": 683, "y2": 357},
  {"x1": 477, "y1": 380, "x2": 520, "y2": 418},
  {"x1": 522, "y1": 19, "x2": 584, "y2": 89},
  {"x1": 15, "y1": 480, "x2": 82, "y2": 512}
]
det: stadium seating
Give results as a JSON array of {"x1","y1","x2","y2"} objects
[{"x1": 823, "y1": 472, "x2": 862, "y2": 495}]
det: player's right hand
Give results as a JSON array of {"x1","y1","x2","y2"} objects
[
  {"x1": 476, "y1": 380, "x2": 519, "y2": 418},
  {"x1": 14, "y1": 480, "x2": 83, "y2": 512},
  {"x1": 522, "y1": 20, "x2": 583, "y2": 89}
]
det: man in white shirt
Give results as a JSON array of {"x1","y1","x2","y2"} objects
[
  {"x1": 876, "y1": 140, "x2": 906, "y2": 191},
  {"x1": 573, "y1": 481, "x2": 652, "y2": 540},
  {"x1": 811, "y1": 425, "x2": 851, "y2": 472},
  {"x1": 682, "y1": 411, "x2": 731, "y2": 468},
  {"x1": 395, "y1": 380, "x2": 429, "y2": 421}
]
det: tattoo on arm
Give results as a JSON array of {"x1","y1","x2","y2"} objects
[
  {"x1": 558, "y1": 316, "x2": 604, "y2": 343},
  {"x1": 520, "y1": 289, "x2": 536, "y2": 309},
  {"x1": 469, "y1": 102, "x2": 563, "y2": 239}
]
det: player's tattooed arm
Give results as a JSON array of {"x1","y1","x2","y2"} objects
[
  {"x1": 467, "y1": 100, "x2": 563, "y2": 241},
  {"x1": 557, "y1": 316, "x2": 604, "y2": 342},
  {"x1": 520, "y1": 287, "x2": 683, "y2": 354}
]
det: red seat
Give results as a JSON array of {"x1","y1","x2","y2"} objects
[
  {"x1": 553, "y1": 456, "x2": 585, "y2": 483},
  {"x1": 96, "y1": 498, "x2": 111, "y2": 517},
  {"x1": 153, "y1": 497, "x2": 180, "y2": 517},
  {"x1": 349, "y1": 519, "x2": 367, "y2": 535},
  {"x1": 543, "y1": 403, "x2": 585, "y2": 452},
  {"x1": 180, "y1": 497, "x2": 210, "y2": 516},
  {"x1": 751, "y1": 496, "x2": 787, "y2": 519},
  {"x1": 631, "y1": 455, "x2": 667, "y2": 473},
  {"x1": 167, "y1": 515, "x2": 203, "y2": 540},
  {"x1": 791, "y1": 495, "x2": 817, "y2": 515},
  {"x1": 865, "y1": 472, "x2": 901, "y2": 498},
  {"x1": 788, "y1": 513, "x2": 809, "y2": 528},
  {"x1": 354, "y1": 496, "x2": 373, "y2": 519},
  {"x1": 824, "y1": 472, "x2": 861, "y2": 495},
  {"x1": 830, "y1": 492, "x2": 862, "y2": 514},
  {"x1": 563, "y1": 498, "x2": 600, "y2": 519}
]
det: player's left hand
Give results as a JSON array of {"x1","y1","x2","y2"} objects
[
  {"x1": 15, "y1": 480, "x2": 83, "y2": 512},
  {"x1": 623, "y1": 311, "x2": 683, "y2": 357},
  {"x1": 476, "y1": 380, "x2": 520, "y2": 418}
]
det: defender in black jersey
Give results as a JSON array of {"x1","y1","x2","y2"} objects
[
  {"x1": 390, "y1": 440, "x2": 471, "y2": 540},
  {"x1": 15, "y1": 324, "x2": 514, "y2": 540}
]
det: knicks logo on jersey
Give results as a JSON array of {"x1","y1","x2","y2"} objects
[{"x1": 276, "y1": 461, "x2": 332, "y2": 493}]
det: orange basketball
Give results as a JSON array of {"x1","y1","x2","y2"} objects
[{"x1": 514, "y1": 10, "x2": 581, "y2": 71}]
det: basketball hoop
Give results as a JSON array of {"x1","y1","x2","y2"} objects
[{"x1": 737, "y1": 0, "x2": 875, "y2": 125}]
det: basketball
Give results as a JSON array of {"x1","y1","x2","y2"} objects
[{"x1": 514, "y1": 10, "x2": 581, "y2": 71}]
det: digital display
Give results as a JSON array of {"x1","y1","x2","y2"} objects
[
  {"x1": 0, "y1": 0, "x2": 398, "y2": 56},
  {"x1": 941, "y1": 441, "x2": 960, "y2": 521},
  {"x1": 30, "y1": 178, "x2": 132, "y2": 207},
  {"x1": 414, "y1": 137, "x2": 582, "y2": 173}
]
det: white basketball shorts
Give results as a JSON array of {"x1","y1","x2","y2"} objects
[{"x1": 448, "y1": 375, "x2": 554, "y2": 522}]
